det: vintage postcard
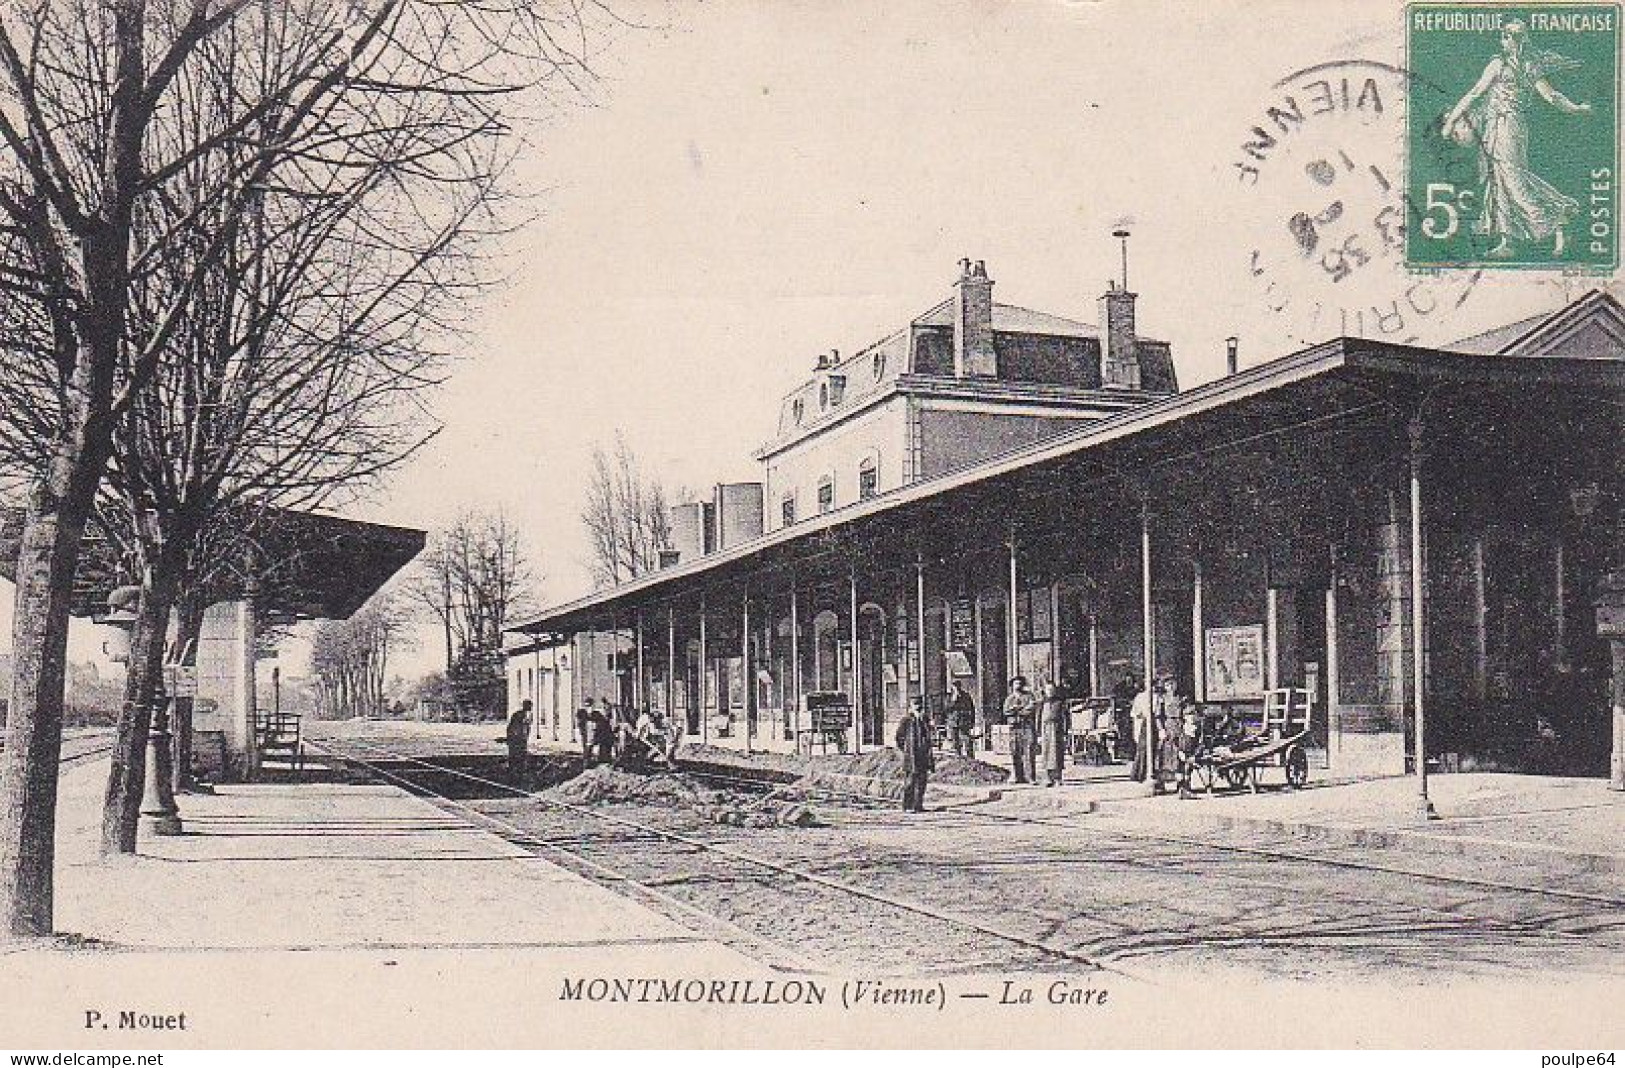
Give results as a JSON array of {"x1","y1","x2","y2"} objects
[{"x1": 0, "y1": 0, "x2": 1619, "y2": 1054}]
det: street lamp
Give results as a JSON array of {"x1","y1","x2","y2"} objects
[{"x1": 96, "y1": 584, "x2": 183, "y2": 837}]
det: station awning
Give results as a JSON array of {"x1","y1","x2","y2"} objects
[
  {"x1": 0, "y1": 505, "x2": 425, "y2": 620},
  {"x1": 512, "y1": 335, "x2": 1623, "y2": 635}
]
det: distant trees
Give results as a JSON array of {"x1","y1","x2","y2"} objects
[
  {"x1": 310, "y1": 592, "x2": 413, "y2": 721},
  {"x1": 582, "y1": 432, "x2": 680, "y2": 587},
  {"x1": 408, "y1": 510, "x2": 537, "y2": 719}
]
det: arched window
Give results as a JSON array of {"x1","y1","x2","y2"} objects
[
  {"x1": 858, "y1": 455, "x2": 879, "y2": 500},
  {"x1": 872, "y1": 351, "x2": 887, "y2": 381},
  {"x1": 781, "y1": 492, "x2": 797, "y2": 527}
]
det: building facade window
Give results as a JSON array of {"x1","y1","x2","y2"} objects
[
  {"x1": 872, "y1": 352, "x2": 886, "y2": 381},
  {"x1": 781, "y1": 493, "x2": 797, "y2": 527},
  {"x1": 817, "y1": 475, "x2": 835, "y2": 514},
  {"x1": 858, "y1": 459, "x2": 878, "y2": 500}
]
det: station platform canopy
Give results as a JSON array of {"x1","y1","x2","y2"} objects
[
  {"x1": 0, "y1": 505, "x2": 425, "y2": 621},
  {"x1": 512, "y1": 328, "x2": 1625, "y2": 637}
]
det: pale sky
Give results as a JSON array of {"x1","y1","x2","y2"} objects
[{"x1": 6, "y1": 0, "x2": 1610, "y2": 680}]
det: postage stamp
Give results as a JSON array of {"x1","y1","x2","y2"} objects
[{"x1": 1406, "y1": 3, "x2": 1621, "y2": 270}]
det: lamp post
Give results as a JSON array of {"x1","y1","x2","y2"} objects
[{"x1": 97, "y1": 585, "x2": 183, "y2": 837}]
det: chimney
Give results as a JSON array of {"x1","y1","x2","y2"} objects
[
  {"x1": 1098, "y1": 280, "x2": 1140, "y2": 389},
  {"x1": 953, "y1": 258, "x2": 996, "y2": 377},
  {"x1": 1225, "y1": 336, "x2": 1239, "y2": 376}
]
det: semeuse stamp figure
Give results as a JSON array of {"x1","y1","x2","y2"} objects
[{"x1": 1442, "y1": 19, "x2": 1593, "y2": 257}]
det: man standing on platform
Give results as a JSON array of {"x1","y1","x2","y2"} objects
[
  {"x1": 1130, "y1": 679, "x2": 1160, "y2": 783},
  {"x1": 506, "y1": 699, "x2": 533, "y2": 781},
  {"x1": 895, "y1": 696, "x2": 935, "y2": 813},
  {"x1": 1004, "y1": 676, "x2": 1038, "y2": 784},
  {"x1": 947, "y1": 679, "x2": 978, "y2": 758}
]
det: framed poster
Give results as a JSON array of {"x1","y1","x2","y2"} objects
[
  {"x1": 948, "y1": 597, "x2": 975, "y2": 651},
  {"x1": 1205, "y1": 625, "x2": 1266, "y2": 701}
]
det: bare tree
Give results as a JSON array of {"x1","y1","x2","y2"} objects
[
  {"x1": 581, "y1": 431, "x2": 678, "y2": 587},
  {"x1": 0, "y1": 0, "x2": 617, "y2": 936},
  {"x1": 408, "y1": 509, "x2": 537, "y2": 717},
  {"x1": 311, "y1": 590, "x2": 411, "y2": 720}
]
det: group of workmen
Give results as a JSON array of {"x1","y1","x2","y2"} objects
[
  {"x1": 505, "y1": 669, "x2": 1228, "y2": 812},
  {"x1": 503, "y1": 697, "x2": 681, "y2": 778},
  {"x1": 891, "y1": 669, "x2": 1227, "y2": 813}
]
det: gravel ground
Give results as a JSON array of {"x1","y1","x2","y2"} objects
[{"x1": 318, "y1": 719, "x2": 1625, "y2": 983}]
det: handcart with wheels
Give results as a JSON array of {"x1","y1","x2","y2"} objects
[{"x1": 1192, "y1": 688, "x2": 1313, "y2": 794}]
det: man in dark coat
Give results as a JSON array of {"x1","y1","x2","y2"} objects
[
  {"x1": 506, "y1": 699, "x2": 533, "y2": 780},
  {"x1": 895, "y1": 696, "x2": 935, "y2": 813},
  {"x1": 575, "y1": 700, "x2": 594, "y2": 766},
  {"x1": 947, "y1": 679, "x2": 978, "y2": 758}
]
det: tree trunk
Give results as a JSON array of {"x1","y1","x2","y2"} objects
[
  {"x1": 0, "y1": 473, "x2": 101, "y2": 936},
  {"x1": 101, "y1": 550, "x2": 182, "y2": 855},
  {"x1": 170, "y1": 596, "x2": 207, "y2": 794}
]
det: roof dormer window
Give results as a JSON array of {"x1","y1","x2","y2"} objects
[
  {"x1": 827, "y1": 374, "x2": 846, "y2": 406},
  {"x1": 872, "y1": 352, "x2": 886, "y2": 381},
  {"x1": 791, "y1": 397, "x2": 805, "y2": 425}
]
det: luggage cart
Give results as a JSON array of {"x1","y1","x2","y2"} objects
[{"x1": 1191, "y1": 688, "x2": 1312, "y2": 793}]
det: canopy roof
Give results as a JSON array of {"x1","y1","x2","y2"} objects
[
  {"x1": 513, "y1": 333, "x2": 1624, "y2": 636},
  {"x1": 0, "y1": 506, "x2": 424, "y2": 620}
]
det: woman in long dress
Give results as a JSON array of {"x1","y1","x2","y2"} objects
[{"x1": 1441, "y1": 19, "x2": 1592, "y2": 257}]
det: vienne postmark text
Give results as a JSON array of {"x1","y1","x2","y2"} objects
[{"x1": 1233, "y1": 60, "x2": 1481, "y2": 345}]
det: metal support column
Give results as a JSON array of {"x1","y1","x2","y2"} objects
[
  {"x1": 635, "y1": 610, "x2": 646, "y2": 712},
  {"x1": 1087, "y1": 615, "x2": 1100, "y2": 697},
  {"x1": 1192, "y1": 560, "x2": 1205, "y2": 700},
  {"x1": 850, "y1": 569, "x2": 862, "y2": 756},
  {"x1": 1325, "y1": 554, "x2": 1340, "y2": 769},
  {"x1": 667, "y1": 606, "x2": 677, "y2": 726},
  {"x1": 1408, "y1": 415, "x2": 1438, "y2": 820},
  {"x1": 1007, "y1": 529, "x2": 1020, "y2": 680},
  {"x1": 1265, "y1": 585, "x2": 1280, "y2": 690},
  {"x1": 742, "y1": 591, "x2": 753, "y2": 755},
  {"x1": 790, "y1": 583, "x2": 802, "y2": 754},
  {"x1": 915, "y1": 554, "x2": 928, "y2": 714},
  {"x1": 698, "y1": 596, "x2": 709, "y2": 745},
  {"x1": 1141, "y1": 505, "x2": 1157, "y2": 794}
]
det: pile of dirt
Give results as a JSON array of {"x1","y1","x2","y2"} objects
[
  {"x1": 540, "y1": 765, "x2": 820, "y2": 829},
  {"x1": 543, "y1": 765, "x2": 718, "y2": 807},
  {"x1": 784, "y1": 747, "x2": 1008, "y2": 801},
  {"x1": 933, "y1": 752, "x2": 1009, "y2": 786}
]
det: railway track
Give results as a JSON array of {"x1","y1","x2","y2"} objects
[
  {"x1": 677, "y1": 758, "x2": 1625, "y2": 912},
  {"x1": 310, "y1": 736, "x2": 1142, "y2": 980},
  {"x1": 308, "y1": 733, "x2": 1622, "y2": 979},
  {"x1": 0, "y1": 732, "x2": 116, "y2": 770}
]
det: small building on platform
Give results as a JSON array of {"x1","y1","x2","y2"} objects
[
  {"x1": 1, "y1": 507, "x2": 425, "y2": 781},
  {"x1": 508, "y1": 273, "x2": 1623, "y2": 784}
]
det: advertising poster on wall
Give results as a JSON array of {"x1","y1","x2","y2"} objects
[{"x1": 1205, "y1": 624, "x2": 1266, "y2": 700}]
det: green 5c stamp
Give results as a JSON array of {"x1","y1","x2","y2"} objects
[{"x1": 1407, "y1": 4, "x2": 1620, "y2": 268}]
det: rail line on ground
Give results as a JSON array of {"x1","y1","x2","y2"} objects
[
  {"x1": 674, "y1": 760, "x2": 1625, "y2": 912},
  {"x1": 309, "y1": 736, "x2": 1140, "y2": 981}
]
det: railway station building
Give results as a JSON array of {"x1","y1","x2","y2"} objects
[{"x1": 508, "y1": 266, "x2": 1624, "y2": 785}]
